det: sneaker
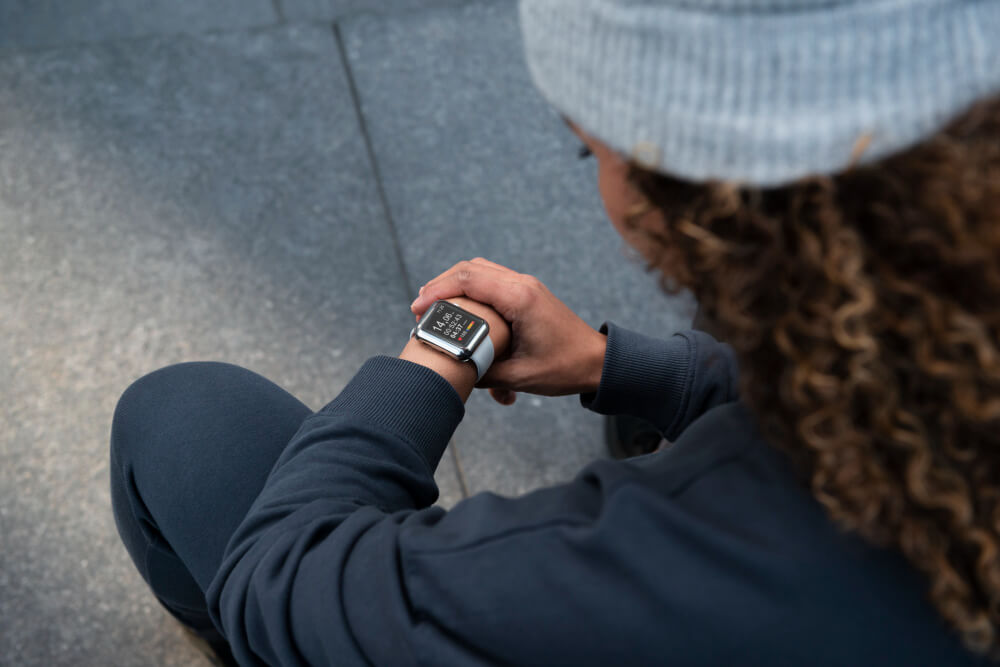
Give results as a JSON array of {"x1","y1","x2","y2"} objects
[
  {"x1": 177, "y1": 622, "x2": 238, "y2": 667},
  {"x1": 605, "y1": 414, "x2": 668, "y2": 459}
]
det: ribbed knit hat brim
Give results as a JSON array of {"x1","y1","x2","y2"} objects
[{"x1": 520, "y1": 0, "x2": 1000, "y2": 186}]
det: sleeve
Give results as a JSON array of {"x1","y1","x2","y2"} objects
[
  {"x1": 205, "y1": 354, "x2": 467, "y2": 666},
  {"x1": 579, "y1": 322, "x2": 740, "y2": 441}
]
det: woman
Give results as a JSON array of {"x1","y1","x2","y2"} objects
[{"x1": 111, "y1": 0, "x2": 1000, "y2": 664}]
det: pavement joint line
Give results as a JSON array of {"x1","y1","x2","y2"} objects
[
  {"x1": 450, "y1": 441, "x2": 472, "y2": 499},
  {"x1": 331, "y1": 14, "x2": 479, "y2": 500},
  {"x1": 330, "y1": 20, "x2": 417, "y2": 308},
  {"x1": 272, "y1": 0, "x2": 287, "y2": 23}
]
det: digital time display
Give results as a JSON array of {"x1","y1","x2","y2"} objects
[{"x1": 425, "y1": 301, "x2": 485, "y2": 348}]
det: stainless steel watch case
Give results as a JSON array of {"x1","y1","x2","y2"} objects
[{"x1": 410, "y1": 300, "x2": 490, "y2": 362}]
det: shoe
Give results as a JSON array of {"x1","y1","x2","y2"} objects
[
  {"x1": 605, "y1": 414, "x2": 667, "y2": 459},
  {"x1": 177, "y1": 622, "x2": 238, "y2": 667}
]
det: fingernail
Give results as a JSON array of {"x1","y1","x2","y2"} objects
[
  {"x1": 419, "y1": 285, "x2": 425, "y2": 295},
  {"x1": 410, "y1": 298, "x2": 419, "y2": 311}
]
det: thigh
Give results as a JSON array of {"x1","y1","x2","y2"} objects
[{"x1": 110, "y1": 361, "x2": 312, "y2": 601}]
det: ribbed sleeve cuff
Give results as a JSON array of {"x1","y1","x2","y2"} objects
[
  {"x1": 580, "y1": 322, "x2": 694, "y2": 439},
  {"x1": 319, "y1": 355, "x2": 465, "y2": 471}
]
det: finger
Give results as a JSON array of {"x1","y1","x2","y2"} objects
[
  {"x1": 423, "y1": 259, "x2": 508, "y2": 295},
  {"x1": 411, "y1": 260, "x2": 494, "y2": 314},
  {"x1": 411, "y1": 261, "x2": 526, "y2": 319},
  {"x1": 419, "y1": 258, "x2": 516, "y2": 301}
]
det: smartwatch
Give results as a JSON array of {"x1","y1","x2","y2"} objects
[{"x1": 410, "y1": 299, "x2": 495, "y2": 382}]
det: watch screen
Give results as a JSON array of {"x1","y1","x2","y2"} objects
[{"x1": 425, "y1": 301, "x2": 484, "y2": 347}]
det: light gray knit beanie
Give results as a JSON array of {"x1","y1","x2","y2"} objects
[{"x1": 519, "y1": 0, "x2": 1000, "y2": 187}]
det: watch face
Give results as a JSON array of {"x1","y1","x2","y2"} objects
[{"x1": 420, "y1": 301, "x2": 486, "y2": 351}]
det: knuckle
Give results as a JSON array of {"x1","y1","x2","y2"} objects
[
  {"x1": 512, "y1": 281, "x2": 534, "y2": 309},
  {"x1": 507, "y1": 365, "x2": 531, "y2": 388},
  {"x1": 520, "y1": 274, "x2": 543, "y2": 292}
]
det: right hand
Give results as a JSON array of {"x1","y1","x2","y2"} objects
[{"x1": 410, "y1": 258, "x2": 608, "y2": 405}]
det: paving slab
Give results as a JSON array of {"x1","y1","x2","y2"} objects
[
  {"x1": 0, "y1": 23, "x2": 463, "y2": 665},
  {"x1": 340, "y1": 1, "x2": 697, "y2": 497},
  {"x1": 0, "y1": 0, "x2": 277, "y2": 53},
  {"x1": 279, "y1": 0, "x2": 499, "y2": 23}
]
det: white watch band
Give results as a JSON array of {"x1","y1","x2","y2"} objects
[
  {"x1": 408, "y1": 322, "x2": 494, "y2": 382},
  {"x1": 469, "y1": 334, "x2": 494, "y2": 383}
]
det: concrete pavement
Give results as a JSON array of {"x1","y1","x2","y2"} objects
[{"x1": 0, "y1": 2, "x2": 693, "y2": 663}]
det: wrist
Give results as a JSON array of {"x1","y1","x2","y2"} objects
[
  {"x1": 403, "y1": 296, "x2": 511, "y2": 402},
  {"x1": 399, "y1": 337, "x2": 478, "y2": 402},
  {"x1": 583, "y1": 330, "x2": 608, "y2": 394}
]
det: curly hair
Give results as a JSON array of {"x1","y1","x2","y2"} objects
[{"x1": 620, "y1": 95, "x2": 1000, "y2": 657}]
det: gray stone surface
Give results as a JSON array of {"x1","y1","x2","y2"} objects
[
  {"x1": 0, "y1": 1, "x2": 697, "y2": 664},
  {"x1": 436, "y1": 445, "x2": 467, "y2": 509},
  {"x1": 0, "y1": 23, "x2": 464, "y2": 665},
  {"x1": 340, "y1": 2, "x2": 696, "y2": 497},
  {"x1": 279, "y1": 0, "x2": 494, "y2": 23},
  {"x1": 0, "y1": 0, "x2": 277, "y2": 53}
]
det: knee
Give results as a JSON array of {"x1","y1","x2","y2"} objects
[{"x1": 110, "y1": 362, "x2": 258, "y2": 463}]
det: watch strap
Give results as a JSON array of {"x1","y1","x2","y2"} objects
[
  {"x1": 469, "y1": 333, "x2": 494, "y2": 383},
  {"x1": 407, "y1": 324, "x2": 494, "y2": 383}
]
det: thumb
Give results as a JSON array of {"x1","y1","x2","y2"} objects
[{"x1": 488, "y1": 388, "x2": 517, "y2": 406}]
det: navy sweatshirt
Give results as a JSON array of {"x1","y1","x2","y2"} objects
[{"x1": 205, "y1": 322, "x2": 985, "y2": 666}]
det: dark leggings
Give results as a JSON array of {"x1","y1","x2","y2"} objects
[{"x1": 109, "y1": 361, "x2": 313, "y2": 662}]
